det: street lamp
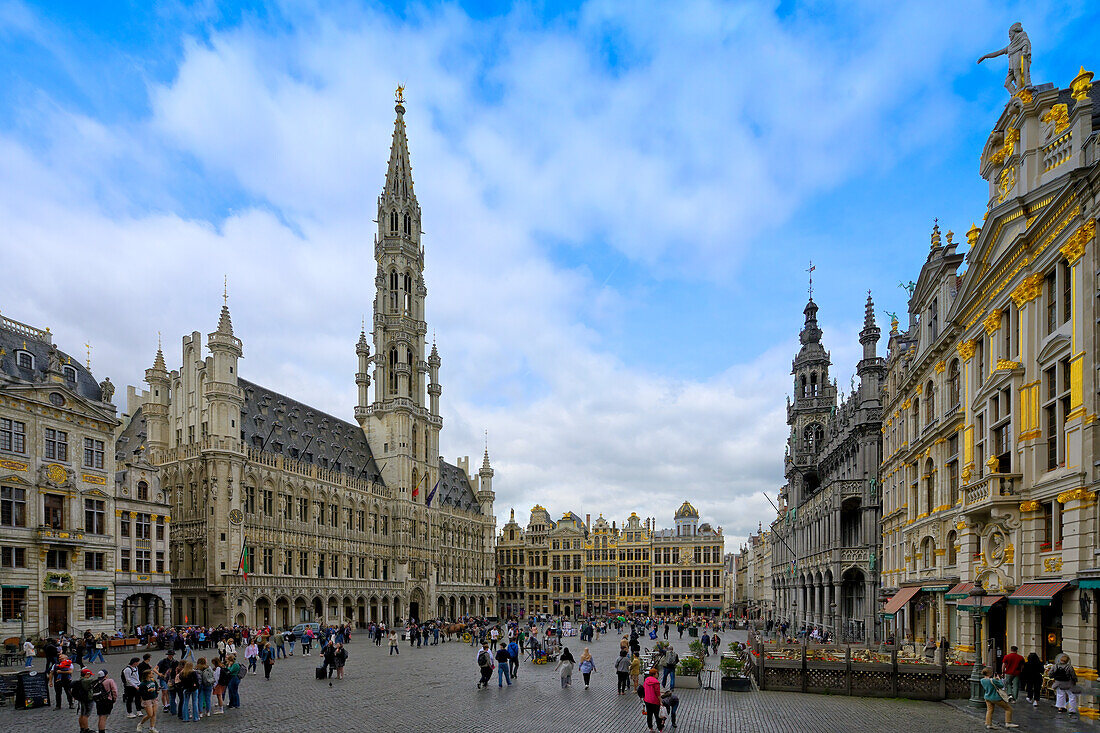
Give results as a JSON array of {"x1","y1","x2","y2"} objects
[
  {"x1": 967, "y1": 581, "x2": 987, "y2": 707},
  {"x1": 18, "y1": 599, "x2": 26, "y2": 643}
]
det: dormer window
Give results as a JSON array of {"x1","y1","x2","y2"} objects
[
  {"x1": 49, "y1": 393, "x2": 65, "y2": 407},
  {"x1": 63, "y1": 366, "x2": 77, "y2": 385},
  {"x1": 16, "y1": 351, "x2": 33, "y2": 370}
]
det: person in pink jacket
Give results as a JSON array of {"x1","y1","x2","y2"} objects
[{"x1": 643, "y1": 668, "x2": 664, "y2": 731}]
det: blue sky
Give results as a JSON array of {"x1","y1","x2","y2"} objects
[{"x1": 2, "y1": 1, "x2": 1099, "y2": 549}]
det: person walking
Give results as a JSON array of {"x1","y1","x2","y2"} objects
[
  {"x1": 245, "y1": 640, "x2": 259, "y2": 675},
  {"x1": 579, "y1": 648, "x2": 595, "y2": 690},
  {"x1": 660, "y1": 645, "x2": 678, "y2": 690},
  {"x1": 261, "y1": 641, "x2": 276, "y2": 680},
  {"x1": 643, "y1": 668, "x2": 665, "y2": 731},
  {"x1": 476, "y1": 643, "x2": 494, "y2": 689},
  {"x1": 556, "y1": 647, "x2": 575, "y2": 689},
  {"x1": 1021, "y1": 652, "x2": 1043, "y2": 706},
  {"x1": 1051, "y1": 652, "x2": 1079, "y2": 715},
  {"x1": 495, "y1": 643, "x2": 512, "y2": 687},
  {"x1": 136, "y1": 669, "x2": 159, "y2": 733},
  {"x1": 225, "y1": 653, "x2": 243, "y2": 709},
  {"x1": 980, "y1": 667, "x2": 1018, "y2": 729},
  {"x1": 507, "y1": 638, "x2": 519, "y2": 679},
  {"x1": 389, "y1": 630, "x2": 400, "y2": 656},
  {"x1": 615, "y1": 650, "x2": 631, "y2": 695},
  {"x1": 286, "y1": 630, "x2": 296, "y2": 656},
  {"x1": 93, "y1": 669, "x2": 118, "y2": 732},
  {"x1": 1001, "y1": 646, "x2": 1024, "y2": 702},
  {"x1": 275, "y1": 632, "x2": 287, "y2": 659}
]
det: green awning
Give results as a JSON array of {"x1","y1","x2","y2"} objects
[
  {"x1": 1007, "y1": 581, "x2": 1069, "y2": 606},
  {"x1": 1, "y1": 584, "x2": 29, "y2": 589},
  {"x1": 86, "y1": 586, "x2": 109, "y2": 591},
  {"x1": 922, "y1": 584, "x2": 952, "y2": 592},
  {"x1": 945, "y1": 582, "x2": 973, "y2": 600},
  {"x1": 955, "y1": 595, "x2": 1005, "y2": 611},
  {"x1": 1080, "y1": 579, "x2": 1100, "y2": 589}
]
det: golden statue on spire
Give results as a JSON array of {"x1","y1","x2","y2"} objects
[{"x1": 395, "y1": 85, "x2": 405, "y2": 104}]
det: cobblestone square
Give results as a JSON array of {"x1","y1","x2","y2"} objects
[{"x1": 0, "y1": 630, "x2": 1048, "y2": 732}]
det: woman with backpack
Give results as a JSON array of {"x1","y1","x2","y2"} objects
[
  {"x1": 615, "y1": 650, "x2": 631, "y2": 694},
  {"x1": 578, "y1": 647, "x2": 595, "y2": 689},
  {"x1": 1051, "y1": 652, "x2": 1080, "y2": 715},
  {"x1": 225, "y1": 653, "x2": 243, "y2": 709},
  {"x1": 211, "y1": 657, "x2": 227, "y2": 714},
  {"x1": 95, "y1": 669, "x2": 119, "y2": 732},
  {"x1": 196, "y1": 657, "x2": 215, "y2": 718},
  {"x1": 176, "y1": 660, "x2": 200, "y2": 722},
  {"x1": 333, "y1": 643, "x2": 348, "y2": 681}
]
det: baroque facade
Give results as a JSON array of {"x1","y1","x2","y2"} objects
[
  {"x1": 651, "y1": 502, "x2": 724, "y2": 615},
  {"x1": 138, "y1": 93, "x2": 497, "y2": 628},
  {"x1": 881, "y1": 67, "x2": 1100, "y2": 681},
  {"x1": 769, "y1": 291, "x2": 884, "y2": 641},
  {"x1": 0, "y1": 313, "x2": 131, "y2": 636}
]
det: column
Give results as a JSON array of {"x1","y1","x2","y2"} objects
[
  {"x1": 1058, "y1": 490, "x2": 1096, "y2": 666},
  {"x1": 834, "y1": 582, "x2": 844, "y2": 638}
]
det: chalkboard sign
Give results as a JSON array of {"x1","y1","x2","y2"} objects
[
  {"x1": 16, "y1": 670, "x2": 49, "y2": 709},
  {"x1": 0, "y1": 672, "x2": 18, "y2": 699}
]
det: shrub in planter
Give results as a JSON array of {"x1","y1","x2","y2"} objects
[
  {"x1": 688, "y1": 640, "x2": 706, "y2": 659},
  {"x1": 677, "y1": 656, "x2": 704, "y2": 676}
]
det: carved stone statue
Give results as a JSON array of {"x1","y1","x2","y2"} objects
[
  {"x1": 48, "y1": 346, "x2": 62, "y2": 374},
  {"x1": 978, "y1": 23, "x2": 1032, "y2": 95},
  {"x1": 99, "y1": 376, "x2": 115, "y2": 403}
]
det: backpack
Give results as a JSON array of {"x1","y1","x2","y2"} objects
[
  {"x1": 235, "y1": 664, "x2": 246, "y2": 679},
  {"x1": 201, "y1": 667, "x2": 216, "y2": 686},
  {"x1": 1052, "y1": 666, "x2": 1070, "y2": 682},
  {"x1": 664, "y1": 651, "x2": 678, "y2": 668},
  {"x1": 636, "y1": 684, "x2": 645, "y2": 699},
  {"x1": 90, "y1": 678, "x2": 109, "y2": 701},
  {"x1": 70, "y1": 679, "x2": 91, "y2": 703},
  {"x1": 478, "y1": 650, "x2": 492, "y2": 668}
]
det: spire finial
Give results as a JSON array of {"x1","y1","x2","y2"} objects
[
  {"x1": 806, "y1": 260, "x2": 815, "y2": 299},
  {"x1": 395, "y1": 84, "x2": 405, "y2": 104},
  {"x1": 85, "y1": 342, "x2": 92, "y2": 369},
  {"x1": 930, "y1": 218, "x2": 941, "y2": 249},
  {"x1": 223, "y1": 275, "x2": 228, "y2": 306}
]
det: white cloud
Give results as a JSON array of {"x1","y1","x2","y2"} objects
[{"x1": 0, "y1": 1, "x2": 1021, "y2": 551}]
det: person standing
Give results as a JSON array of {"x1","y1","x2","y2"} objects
[
  {"x1": 615, "y1": 650, "x2": 631, "y2": 695},
  {"x1": 578, "y1": 648, "x2": 595, "y2": 689},
  {"x1": 660, "y1": 645, "x2": 678, "y2": 690},
  {"x1": 334, "y1": 643, "x2": 348, "y2": 680},
  {"x1": 507, "y1": 638, "x2": 519, "y2": 679},
  {"x1": 286, "y1": 630, "x2": 296, "y2": 656},
  {"x1": 1021, "y1": 652, "x2": 1043, "y2": 706},
  {"x1": 176, "y1": 660, "x2": 199, "y2": 722},
  {"x1": 1001, "y1": 646, "x2": 1025, "y2": 702},
  {"x1": 122, "y1": 656, "x2": 142, "y2": 718},
  {"x1": 211, "y1": 657, "x2": 227, "y2": 714},
  {"x1": 275, "y1": 632, "x2": 287, "y2": 659},
  {"x1": 93, "y1": 669, "x2": 118, "y2": 733},
  {"x1": 225, "y1": 653, "x2": 243, "y2": 709},
  {"x1": 1051, "y1": 653, "x2": 1079, "y2": 714},
  {"x1": 643, "y1": 668, "x2": 664, "y2": 732},
  {"x1": 323, "y1": 640, "x2": 337, "y2": 679},
  {"x1": 196, "y1": 657, "x2": 214, "y2": 718},
  {"x1": 245, "y1": 640, "x2": 259, "y2": 675},
  {"x1": 476, "y1": 643, "x2": 494, "y2": 689},
  {"x1": 155, "y1": 650, "x2": 177, "y2": 713},
  {"x1": 980, "y1": 667, "x2": 1018, "y2": 728},
  {"x1": 389, "y1": 630, "x2": 400, "y2": 656},
  {"x1": 495, "y1": 643, "x2": 512, "y2": 687},
  {"x1": 630, "y1": 652, "x2": 642, "y2": 692}
]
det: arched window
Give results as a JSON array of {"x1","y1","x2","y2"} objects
[
  {"x1": 389, "y1": 348, "x2": 398, "y2": 394},
  {"x1": 810, "y1": 372, "x2": 818, "y2": 397},
  {"x1": 803, "y1": 424, "x2": 823, "y2": 454},
  {"x1": 948, "y1": 360, "x2": 960, "y2": 408},
  {"x1": 922, "y1": 537, "x2": 936, "y2": 569},
  {"x1": 946, "y1": 530, "x2": 958, "y2": 566},
  {"x1": 800, "y1": 375, "x2": 807, "y2": 398},
  {"x1": 912, "y1": 397, "x2": 920, "y2": 433},
  {"x1": 137, "y1": 481, "x2": 149, "y2": 501},
  {"x1": 389, "y1": 271, "x2": 398, "y2": 312},
  {"x1": 390, "y1": 210, "x2": 398, "y2": 232},
  {"x1": 15, "y1": 350, "x2": 33, "y2": 370},
  {"x1": 63, "y1": 365, "x2": 77, "y2": 385},
  {"x1": 412, "y1": 427, "x2": 418, "y2": 459},
  {"x1": 402, "y1": 273, "x2": 412, "y2": 315},
  {"x1": 925, "y1": 380, "x2": 935, "y2": 422},
  {"x1": 403, "y1": 213, "x2": 411, "y2": 235}
]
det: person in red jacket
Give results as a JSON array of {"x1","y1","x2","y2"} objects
[
  {"x1": 642, "y1": 668, "x2": 664, "y2": 731},
  {"x1": 1002, "y1": 645, "x2": 1025, "y2": 702}
]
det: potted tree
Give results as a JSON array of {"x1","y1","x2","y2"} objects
[
  {"x1": 676, "y1": 655, "x2": 704, "y2": 688},
  {"x1": 719, "y1": 654, "x2": 751, "y2": 691}
]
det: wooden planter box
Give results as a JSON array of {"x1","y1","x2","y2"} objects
[
  {"x1": 721, "y1": 676, "x2": 752, "y2": 691},
  {"x1": 677, "y1": 674, "x2": 701, "y2": 689}
]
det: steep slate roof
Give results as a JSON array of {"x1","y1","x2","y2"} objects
[
  {"x1": 238, "y1": 378, "x2": 383, "y2": 483},
  {"x1": 0, "y1": 321, "x2": 103, "y2": 401},
  {"x1": 435, "y1": 459, "x2": 481, "y2": 514},
  {"x1": 115, "y1": 407, "x2": 147, "y2": 465}
]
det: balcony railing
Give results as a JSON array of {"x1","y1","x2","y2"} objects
[{"x1": 961, "y1": 473, "x2": 1021, "y2": 511}]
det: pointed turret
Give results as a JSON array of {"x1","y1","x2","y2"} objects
[
  {"x1": 144, "y1": 340, "x2": 171, "y2": 459},
  {"x1": 859, "y1": 292, "x2": 880, "y2": 360},
  {"x1": 355, "y1": 327, "x2": 372, "y2": 420},
  {"x1": 384, "y1": 86, "x2": 418, "y2": 207},
  {"x1": 857, "y1": 291, "x2": 885, "y2": 405},
  {"x1": 477, "y1": 444, "x2": 495, "y2": 514},
  {"x1": 206, "y1": 296, "x2": 243, "y2": 443}
]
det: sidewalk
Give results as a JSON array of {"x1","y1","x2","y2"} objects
[{"x1": 943, "y1": 696, "x2": 1096, "y2": 731}]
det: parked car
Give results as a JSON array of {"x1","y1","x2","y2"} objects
[{"x1": 290, "y1": 622, "x2": 320, "y2": 639}]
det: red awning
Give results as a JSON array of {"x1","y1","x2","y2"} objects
[
  {"x1": 1008, "y1": 581, "x2": 1070, "y2": 606},
  {"x1": 945, "y1": 582, "x2": 974, "y2": 600},
  {"x1": 955, "y1": 595, "x2": 1005, "y2": 610},
  {"x1": 883, "y1": 586, "x2": 921, "y2": 615}
]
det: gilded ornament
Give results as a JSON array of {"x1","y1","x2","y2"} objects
[
  {"x1": 1015, "y1": 87, "x2": 1034, "y2": 104},
  {"x1": 1072, "y1": 66, "x2": 1094, "y2": 101},
  {"x1": 46, "y1": 463, "x2": 67, "y2": 484},
  {"x1": 998, "y1": 165, "x2": 1017, "y2": 203},
  {"x1": 996, "y1": 359, "x2": 1021, "y2": 371},
  {"x1": 955, "y1": 520, "x2": 967, "y2": 531},
  {"x1": 988, "y1": 127, "x2": 1020, "y2": 166},
  {"x1": 934, "y1": 361, "x2": 946, "y2": 374},
  {"x1": 957, "y1": 340, "x2": 976, "y2": 361},
  {"x1": 1057, "y1": 488, "x2": 1097, "y2": 504},
  {"x1": 1040, "y1": 104, "x2": 1071, "y2": 135},
  {"x1": 986, "y1": 455, "x2": 1000, "y2": 473},
  {"x1": 0, "y1": 458, "x2": 28, "y2": 471},
  {"x1": 983, "y1": 309, "x2": 1003, "y2": 334},
  {"x1": 967, "y1": 223, "x2": 981, "y2": 246},
  {"x1": 1019, "y1": 500, "x2": 1041, "y2": 512},
  {"x1": 902, "y1": 399, "x2": 912, "y2": 410},
  {"x1": 1010, "y1": 273, "x2": 1044, "y2": 306}
]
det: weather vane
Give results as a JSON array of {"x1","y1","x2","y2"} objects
[
  {"x1": 395, "y1": 84, "x2": 405, "y2": 104},
  {"x1": 806, "y1": 261, "x2": 815, "y2": 298},
  {"x1": 223, "y1": 275, "x2": 228, "y2": 306}
]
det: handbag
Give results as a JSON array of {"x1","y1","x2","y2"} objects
[{"x1": 996, "y1": 685, "x2": 1011, "y2": 703}]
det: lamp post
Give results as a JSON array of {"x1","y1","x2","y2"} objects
[
  {"x1": 829, "y1": 602, "x2": 837, "y2": 641},
  {"x1": 877, "y1": 589, "x2": 890, "y2": 652},
  {"x1": 967, "y1": 581, "x2": 987, "y2": 707}
]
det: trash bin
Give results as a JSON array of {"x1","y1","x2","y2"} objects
[{"x1": 689, "y1": 627, "x2": 698, "y2": 638}]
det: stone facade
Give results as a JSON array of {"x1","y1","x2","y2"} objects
[
  {"x1": 769, "y1": 291, "x2": 884, "y2": 641},
  {"x1": 0, "y1": 313, "x2": 121, "y2": 636},
  {"x1": 651, "y1": 502, "x2": 725, "y2": 615},
  {"x1": 139, "y1": 96, "x2": 496, "y2": 628},
  {"x1": 881, "y1": 68, "x2": 1100, "y2": 684},
  {"x1": 584, "y1": 514, "x2": 618, "y2": 615},
  {"x1": 496, "y1": 509, "x2": 525, "y2": 618}
]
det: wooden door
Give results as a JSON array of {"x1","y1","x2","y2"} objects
[{"x1": 47, "y1": 596, "x2": 67, "y2": 634}]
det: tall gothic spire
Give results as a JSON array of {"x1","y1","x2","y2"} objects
[{"x1": 384, "y1": 86, "x2": 417, "y2": 205}]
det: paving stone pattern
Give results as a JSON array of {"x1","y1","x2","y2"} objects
[{"x1": 0, "y1": 629, "x2": 1053, "y2": 732}]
